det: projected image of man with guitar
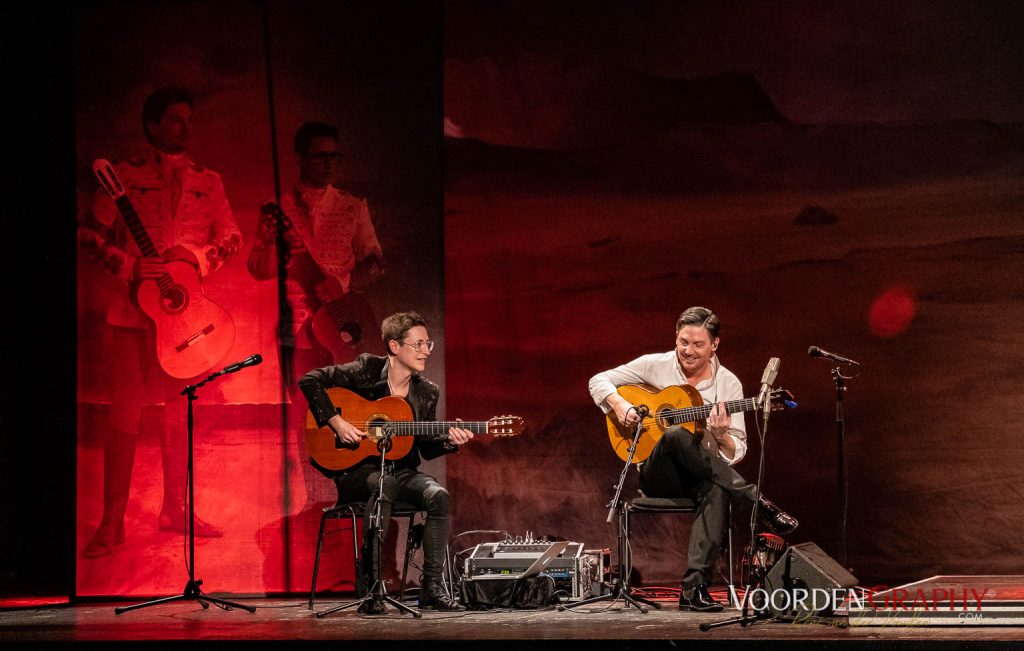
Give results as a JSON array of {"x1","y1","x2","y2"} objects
[
  {"x1": 299, "y1": 312, "x2": 523, "y2": 613},
  {"x1": 588, "y1": 306, "x2": 798, "y2": 612},
  {"x1": 248, "y1": 121, "x2": 385, "y2": 508},
  {"x1": 78, "y1": 87, "x2": 242, "y2": 558}
]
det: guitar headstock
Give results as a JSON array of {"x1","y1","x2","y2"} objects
[
  {"x1": 488, "y1": 415, "x2": 525, "y2": 437},
  {"x1": 767, "y1": 388, "x2": 797, "y2": 412},
  {"x1": 93, "y1": 159, "x2": 127, "y2": 200}
]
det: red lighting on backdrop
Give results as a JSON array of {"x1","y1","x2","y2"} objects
[{"x1": 869, "y1": 284, "x2": 917, "y2": 338}]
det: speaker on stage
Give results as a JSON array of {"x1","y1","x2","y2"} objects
[{"x1": 763, "y1": 542, "x2": 858, "y2": 618}]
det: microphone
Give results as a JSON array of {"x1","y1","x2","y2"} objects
[
  {"x1": 758, "y1": 357, "x2": 780, "y2": 408},
  {"x1": 214, "y1": 354, "x2": 263, "y2": 376},
  {"x1": 633, "y1": 404, "x2": 650, "y2": 419},
  {"x1": 808, "y1": 346, "x2": 861, "y2": 366}
]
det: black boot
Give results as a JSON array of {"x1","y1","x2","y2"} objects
[
  {"x1": 678, "y1": 584, "x2": 724, "y2": 612},
  {"x1": 757, "y1": 497, "x2": 798, "y2": 535},
  {"x1": 356, "y1": 541, "x2": 387, "y2": 614},
  {"x1": 419, "y1": 579, "x2": 465, "y2": 611},
  {"x1": 356, "y1": 542, "x2": 375, "y2": 597}
]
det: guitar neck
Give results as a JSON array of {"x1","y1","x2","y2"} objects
[
  {"x1": 665, "y1": 397, "x2": 759, "y2": 426},
  {"x1": 115, "y1": 195, "x2": 179, "y2": 295},
  {"x1": 369, "y1": 421, "x2": 492, "y2": 436},
  {"x1": 115, "y1": 196, "x2": 161, "y2": 258}
]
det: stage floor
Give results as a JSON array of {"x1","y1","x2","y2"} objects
[{"x1": 3, "y1": 594, "x2": 1024, "y2": 649}]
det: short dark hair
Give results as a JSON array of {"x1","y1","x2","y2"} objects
[
  {"x1": 294, "y1": 121, "x2": 339, "y2": 154},
  {"x1": 382, "y1": 311, "x2": 427, "y2": 355},
  {"x1": 142, "y1": 87, "x2": 193, "y2": 143},
  {"x1": 675, "y1": 306, "x2": 720, "y2": 340}
]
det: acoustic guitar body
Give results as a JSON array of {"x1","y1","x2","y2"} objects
[
  {"x1": 135, "y1": 260, "x2": 236, "y2": 378},
  {"x1": 605, "y1": 384, "x2": 705, "y2": 464},
  {"x1": 309, "y1": 291, "x2": 382, "y2": 364},
  {"x1": 304, "y1": 388, "x2": 416, "y2": 474}
]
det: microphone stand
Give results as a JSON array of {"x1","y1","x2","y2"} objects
[
  {"x1": 700, "y1": 390, "x2": 774, "y2": 631},
  {"x1": 808, "y1": 349, "x2": 860, "y2": 568},
  {"x1": 560, "y1": 407, "x2": 658, "y2": 613},
  {"x1": 833, "y1": 366, "x2": 847, "y2": 568},
  {"x1": 115, "y1": 370, "x2": 256, "y2": 615},
  {"x1": 317, "y1": 429, "x2": 421, "y2": 618}
]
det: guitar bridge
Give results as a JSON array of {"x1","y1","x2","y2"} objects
[{"x1": 175, "y1": 323, "x2": 216, "y2": 352}]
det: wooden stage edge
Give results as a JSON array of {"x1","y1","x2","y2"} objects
[{"x1": 3, "y1": 591, "x2": 1024, "y2": 649}]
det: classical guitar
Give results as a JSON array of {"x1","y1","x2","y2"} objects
[
  {"x1": 93, "y1": 160, "x2": 236, "y2": 379},
  {"x1": 606, "y1": 384, "x2": 795, "y2": 463},
  {"x1": 305, "y1": 387, "x2": 525, "y2": 473},
  {"x1": 261, "y1": 202, "x2": 382, "y2": 363}
]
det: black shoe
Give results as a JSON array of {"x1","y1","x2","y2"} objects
[
  {"x1": 419, "y1": 580, "x2": 465, "y2": 611},
  {"x1": 757, "y1": 497, "x2": 799, "y2": 535},
  {"x1": 357, "y1": 597, "x2": 388, "y2": 615},
  {"x1": 679, "y1": 584, "x2": 724, "y2": 612}
]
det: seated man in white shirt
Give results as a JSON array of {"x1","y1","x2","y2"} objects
[{"x1": 588, "y1": 306, "x2": 797, "y2": 612}]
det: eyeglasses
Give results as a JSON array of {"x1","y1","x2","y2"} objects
[
  {"x1": 306, "y1": 152, "x2": 342, "y2": 165},
  {"x1": 401, "y1": 340, "x2": 434, "y2": 353}
]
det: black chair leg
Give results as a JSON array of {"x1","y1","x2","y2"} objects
[
  {"x1": 398, "y1": 513, "x2": 418, "y2": 601},
  {"x1": 309, "y1": 511, "x2": 330, "y2": 610}
]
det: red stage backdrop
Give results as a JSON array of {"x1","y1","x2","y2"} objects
[
  {"x1": 75, "y1": 1, "x2": 442, "y2": 596},
  {"x1": 444, "y1": 1, "x2": 1024, "y2": 586}
]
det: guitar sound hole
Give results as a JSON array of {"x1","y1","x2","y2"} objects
[
  {"x1": 368, "y1": 418, "x2": 396, "y2": 450},
  {"x1": 160, "y1": 286, "x2": 189, "y2": 313},
  {"x1": 656, "y1": 408, "x2": 673, "y2": 430},
  {"x1": 339, "y1": 321, "x2": 362, "y2": 345}
]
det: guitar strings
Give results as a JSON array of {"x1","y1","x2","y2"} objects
[
  {"x1": 633, "y1": 397, "x2": 756, "y2": 426},
  {"x1": 359, "y1": 420, "x2": 505, "y2": 434}
]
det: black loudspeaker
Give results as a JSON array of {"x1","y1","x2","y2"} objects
[{"x1": 763, "y1": 542, "x2": 857, "y2": 617}]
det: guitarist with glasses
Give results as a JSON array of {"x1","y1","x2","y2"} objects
[
  {"x1": 78, "y1": 87, "x2": 242, "y2": 559},
  {"x1": 299, "y1": 311, "x2": 471, "y2": 613},
  {"x1": 588, "y1": 306, "x2": 798, "y2": 612}
]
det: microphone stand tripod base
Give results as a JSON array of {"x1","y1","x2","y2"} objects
[
  {"x1": 315, "y1": 579, "x2": 421, "y2": 619},
  {"x1": 114, "y1": 382, "x2": 255, "y2": 616},
  {"x1": 560, "y1": 414, "x2": 659, "y2": 614},
  {"x1": 317, "y1": 431, "x2": 421, "y2": 619},
  {"x1": 699, "y1": 606, "x2": 773, "y2": 631},
  {"x1": 114, "y1": 580, "x2": 256, "y2": 615},
  {"x1": 700, "y1": 552, "x2": 770, "y2": 630},
  {"x1": 557, "y1": 577, "x2": 660, "y2": 613}
]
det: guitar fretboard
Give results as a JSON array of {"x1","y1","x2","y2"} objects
[
  {"x1": 659, "y1": 397, "x2": 759, "y2": 426},
  {"x1": 365, "y1": 421, "x2": 492, "y2": 436},
  {"x1": 115, "y1": 195, "x2": 177, "y2": 296}
]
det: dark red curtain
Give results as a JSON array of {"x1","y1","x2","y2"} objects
[{"x1": 444, "y1": 0, "x2": 1024, "y2": 586}]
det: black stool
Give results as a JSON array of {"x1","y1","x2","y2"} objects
[
  {"x1": 309, "y1": 500, "x2": 423, "y2": 609},
  {"x1": 621, "y1": 496, "x2": 734, "y2": 588}
]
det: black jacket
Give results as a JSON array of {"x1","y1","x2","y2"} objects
[{"x1": 298, "y1": 353, "x2": 456, "y2": 471}]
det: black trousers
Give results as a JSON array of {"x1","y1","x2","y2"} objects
[
  {"x1": 336, "y1": 464, "x2": 451, "y2": 584},
  {"x1": 639, "y1": 425, "x2": 758, "y2": 588}
]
